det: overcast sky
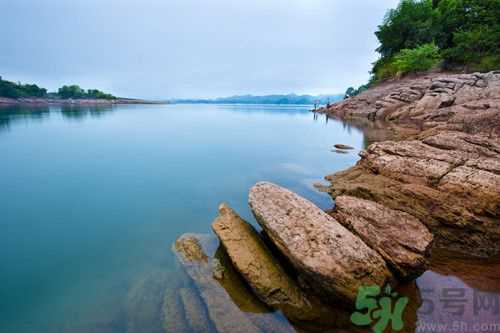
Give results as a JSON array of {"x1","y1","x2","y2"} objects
[{"x1": 0, "y1": 0, "x2": 399, "y2": 99}]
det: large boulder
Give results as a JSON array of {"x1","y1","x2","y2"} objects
[
  {"x1": 332, "y1": 195, "x2": 433, "y2": 280},
  {"x1": 212, "y1": 203, "x2": 331, "y2": 322},
  {"x1": 248, "y1": 182, "x2": 393, "y2": 304}
]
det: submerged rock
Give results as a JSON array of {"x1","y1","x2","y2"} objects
[
  {"x1": 178, "y1": 287, "x2": 216, "y2": 333},
  {"x1": 212, "y1": 203, "x2": 323, "y2": 322},
  {"x1": 126, "y1": 270, "x2": 177, "y2": 333},
  {"x1": 249, "y1": 182, "x2": 393, "y2": 304},
  {"x1": 332, "y1": 195, "x2": 433, "y2": 280},
  {"x1": 173, "y1": 233, "x2": 302, "y2": 332},
  {"x1": 173, "y1": 233, "x2": 262, "y2": 333},
  {"x1": 162, "y1": 287, "x2": 190, "y2": 333}
]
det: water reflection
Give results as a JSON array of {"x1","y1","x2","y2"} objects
[
  {"x1": 416, "y1": 249, "x2": 500, "y2": 332},
  {"x1": 2, "y1": 104, "x2": 497, "y2": 333},
  {"x1": 311, "y1": 111, "x2": 397, "y2": 148},
  {"x1": 218, "y1": 104, "x2": 313, "y2": 115},
  {"x1": 60, "y1": 105, "x2": 115, "y2": 121},
  {"x1": 0, "y1": 105, "x2": 51, "y2": 133},
  {"x1": 0, "y1": 104, "x2": 115, "y2": 132}
]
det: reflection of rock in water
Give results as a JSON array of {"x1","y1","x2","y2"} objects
[
  {"x1": 213, "y1": 245, "x2": 270, "y2": 314},
  {"x1": 171, "y1": 233, "x2": 392, "y2": 333},
  {"x1": 430, "y1": 248, "x2": 500, "y2": 293}
]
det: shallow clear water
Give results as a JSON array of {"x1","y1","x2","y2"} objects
[
  {"x1": 0, "y1": 104, "x2": 364, "y2": 332},
  {"x1": 1, "y1": 104, "x2": 499, "y2": 333}
]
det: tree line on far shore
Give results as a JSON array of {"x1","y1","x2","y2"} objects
[
  {"x1": 0, "y1": 76, "x2": 116, "y2": 100},
  {"x1": 345, "y1": 0, "x2": 499, "y2": 99}
]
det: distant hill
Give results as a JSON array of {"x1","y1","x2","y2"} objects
[{"x1": 171, "y1": 93, "x2": 343, "y2": 105}]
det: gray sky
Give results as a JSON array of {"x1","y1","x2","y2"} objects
[{"x1": 0, "y1": 0, "x2": 399, "y2": 99}]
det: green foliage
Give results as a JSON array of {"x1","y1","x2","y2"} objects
[
  {"x1": 0, "y1": 77, "x2": 47, "y2": 98},
  {"x1": 0, "y1": 77, "x2": 117, "y2": 100},
  {"x1": 57, "y1": 85, "x2": 116, "y2": 100},
  {"x1": 375, "y1": 0, "x2": 436, "y2": 58},
  {"x1": 57, "y1": 85, "x2": 86, "y2": 99},
  {"x1": 372, "y1": 0, "x2": 500, "y2": 81},
  {"x1": 344, "y1": 84, "x2": 369, "y2": 99},
  {"x1": 372, "y1": 57, "x2": 399, "y2": 81},
  {"x1": 393, "y1": 43, "x2": 441, "y2": 73},
  {"x1": 86, "y1": 89, "x2": 116, "y2": 100}
]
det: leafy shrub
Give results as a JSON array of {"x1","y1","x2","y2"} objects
[
  {"x1": 443, "y1": 26, "x2": 500, "y2": 71},
  {"x1": 372, "y1": 57, "x2": 399, "y2": 81},
  {"x1": 393, "y1": 43, "x2": 441, "y2": 74}
]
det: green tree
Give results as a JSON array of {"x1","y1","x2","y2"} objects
[
  {"x1": 371, "y1": 0, "x2": 500, "y2": 81},
  {"x1": 57, "y1": 85, "x2": 86, "y2": 99},
  {"x1": 436, "y1": 0, "x2": 500, "y2": 70},
  {"x1": 375, "y1": 0, "x2": 436, "y2": 58},
  {"x1": 0, "y1": 77, "x2": 48, "y2": 98}
]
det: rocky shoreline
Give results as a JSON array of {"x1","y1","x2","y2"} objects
[
  {"x1": 161, "y1": 71, "x2": 499, "y2": 332},
  {"x1": 0, "y1": 96, "x2": 163, "y2": 106},
  {"x1": 318, "y1": 70, "x2": 500, "y2": 257}
]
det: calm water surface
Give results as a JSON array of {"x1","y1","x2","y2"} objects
[{"x1": 1, "y1": 104, "x2": 499, "y2": 332}]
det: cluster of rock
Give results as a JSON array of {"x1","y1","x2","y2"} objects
[
  {"x1": 172, "y1": 182, "x2": 431, "y2": 332},
  {"x1": 319, "y1": 71, "x2": 500, "y2": 257},
  {"x1": 161, "y1": 71, "x2": 500, "y2": 332}
]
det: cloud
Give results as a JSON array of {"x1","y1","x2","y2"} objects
[{"x1": 0, "y1": 0, "x2": 399, "y2": 99}]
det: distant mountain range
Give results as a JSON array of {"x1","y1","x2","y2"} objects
[{"x1": 170, "y1": 93, "x2": 343, "y2": 105}]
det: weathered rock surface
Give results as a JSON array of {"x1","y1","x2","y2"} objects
[
  {"x1": 319, "y1": 71, "x2": 500, "y2": 257},
  {"x1": 326, "y1": 131, "x2": 500, "y2": 256},
  {"x1": 321, "y1": 71, "x2": 500, "y2": 137},
  {"x1": 249, "y1": 181, "x2": 393, "y2": 304},
  {"x1": 212, "y1": 203, "x2": 320, "y2": 321},
  {"x1": 332, "y1": 195, "x2": 433, "y2": 280}
]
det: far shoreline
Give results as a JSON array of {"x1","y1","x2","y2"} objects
[{"x1": 0, "y1": 96, "x2": 166, "y2": 107}]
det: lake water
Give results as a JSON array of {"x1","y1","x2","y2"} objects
[{"x1": 1, "y1": 104, "x2": 499, "y2": 333}]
